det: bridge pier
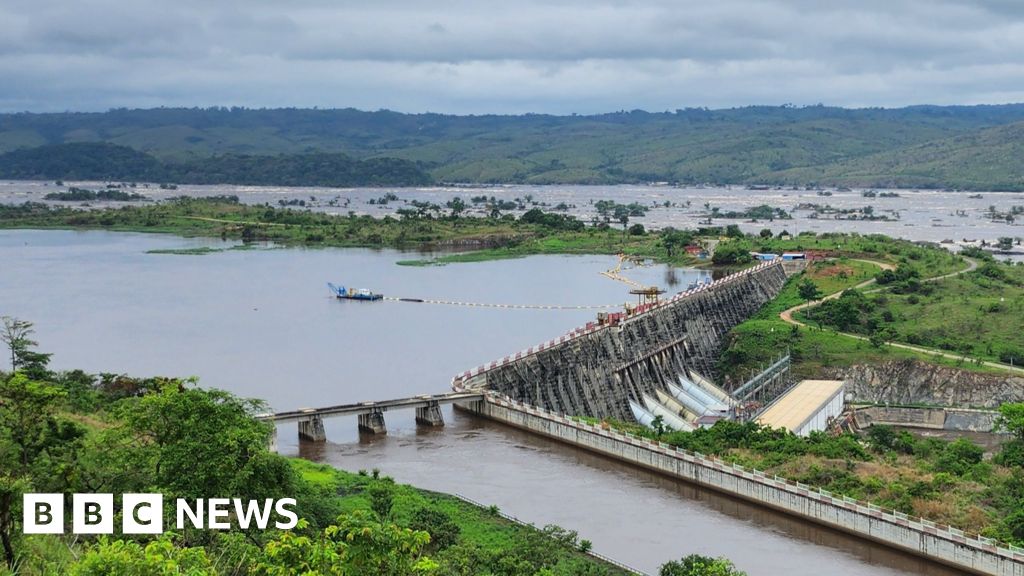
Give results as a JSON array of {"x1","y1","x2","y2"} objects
[
  {"x1": 298, "y1": 415, "x2": 327, "y2": 442},
  {"x1": 415, "y1": 401, "x2": 444, "y2": 427},
  {"x1": 358, "y1": 409, "x2": 387, "y2": 434}
]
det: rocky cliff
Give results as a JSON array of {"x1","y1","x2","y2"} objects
[{"x1": 826, "y1": 359, "x2": 1024, "y2": 408}]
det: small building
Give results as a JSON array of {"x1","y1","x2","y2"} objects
[
  {"x1": 757, "y1": 380, "x2": 845, "y2": 436},
  {"x1": 750, "y1": 252, "x2": 778, "y2": 261},
  {"x1": 781, "y1": 252, "x2": 806, "y2": 260},
  {"x1": 684, "y1": 245, "x2": 708, "y2": 259}
]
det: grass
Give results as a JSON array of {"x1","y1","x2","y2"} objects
[
  {"x1": 719, "y1": 255, "x2": 1016, "y2": 383},
  {"x1": 574, "y1": 416, "x2": 1019, "y2": 541},
  {"x1": 290, "y1": 459, "x2": 630, "y2": 573},
  {"x1": 801, "y1": 261, "x2": 1024, "y2": 365}
]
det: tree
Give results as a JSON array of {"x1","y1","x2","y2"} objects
[
  {"x1": 711, "y1": 243, "x2": 753, "y2": 265},
  {"x1": 797, "y1": 278, "x2": 821, "y2": 301},
  {"x1": 661, "y1": 228, "x2": 694, "y2": 259},
  {"x1": 409, "y1": 507, "x2": 460, "y2": 552},
  {"x1": 725, "y1": 224, "x2": 743, "y2": 239},
  {"x1": 0, "y1": 316, "x2": 51, "y2": 378},
  {"x1": 70, "y1": 536, "x2": 214, "y2": 576},
  {"x1": 0, "y1": 373, "x2": 67, "y2": 566},
  {"x1": 112, "y1": 380, "x2": 295, "y2": 501},
  {"x1": 254, "y1": 513, "x2": 436, "y2": 576},
  {"x1": 629, "y1": 223, "x2": 646, "y2": 236},
  {"x1": 759, "y1": 228, "x2": 773, "y2": 239},
  {"x1": 369, "y1": 481, "x2": 395, "y2": 520},
  {"x1": 446, "y1": 197, "x2": 466, "y2": 218},
  {"x1": 660, "y1": 554, "x2": 747, "y2": 576},
  {"x1": 651, "y1": 415, "x2": 667, "y2": 436},
  {"x1": 995, "y1": 403, "x2": 1024, "y2": 467}
]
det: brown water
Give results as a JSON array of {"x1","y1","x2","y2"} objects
[{"x1": 0, "y1": 229, "x2": 967, "y2": 575}]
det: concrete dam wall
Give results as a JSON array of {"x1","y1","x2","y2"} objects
[
  {"x1": 455, "y1": 260, "x2": 788, "y2": 421},
  {"x1": 457, "y1": 395, "x2": 1024, "y2": 576}
]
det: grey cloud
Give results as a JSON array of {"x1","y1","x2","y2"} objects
[{"x1": 1, "y1": 0, "x2": 1024, "y2": 113}]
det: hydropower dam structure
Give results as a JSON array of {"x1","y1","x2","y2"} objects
[
  {"x1": 452, "y1": 259, "x2": 789, "y2": 425},
  {"x1": 270, "y1": 258, "x2": 1024, "y2": 573}
]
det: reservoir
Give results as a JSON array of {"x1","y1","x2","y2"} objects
[{"x1": 0, "y1": 229, "x2": 964, "y2": 575}]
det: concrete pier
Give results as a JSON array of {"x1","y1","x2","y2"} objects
[
  {"x1": 415, "y1": 401, "x2": 444, "y2": 426},
  {"x1": 358, "y1": 409, "x2": 387, "y2": 434},
  {"x1": 298, "y1": 415, "x2": 326, "y2": 442}
]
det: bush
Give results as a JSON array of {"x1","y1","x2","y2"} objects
[
  {"x1": 409, "y1": 507, "x2": 461, "y2": 551},
  {"x1": 711, "y1": 242, "x2": 753, "y2": 265},
  {"x1": 933, "y1": 438, "x2": 984, "y2": 476},
  {"x1": 660, "y1": 554, "x2": 747, "y2": 576}
]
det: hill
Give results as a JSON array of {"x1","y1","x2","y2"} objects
[
  {"x1": 2, "y1": 104, "x2": 1024, "y2": 188},
  {"x1": 765, "y1": 121, "x2": 1024, "y2": 191},
  {"x1": 0, "y1": 142, "x2": 431, "y2": 187}
]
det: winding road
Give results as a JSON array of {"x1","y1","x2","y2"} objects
[{"x1": 779, "y1": 257, "x2": 1024, "y2": 375}]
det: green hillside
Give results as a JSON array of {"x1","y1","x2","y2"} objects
[
  {"x1": 0, "y1": 143, "x2": 431, "y2": 187},
  {"x1": 2, "y1": 104, "x2": 1024, "y2": 188},
  {"x1": 767, "y1": 121, "x2": 1024, "y2": 191}
]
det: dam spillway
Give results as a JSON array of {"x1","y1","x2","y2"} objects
[{"x1": 454, "y1": 260, "x2": 788, "y2": 421}]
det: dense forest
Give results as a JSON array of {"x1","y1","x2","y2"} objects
[
  {"x1": 2, "y1": 105, "x2": 1024, "y2": 189},
  {"x1": 0, "y1": 143, "x2": 431, "y2": 187}
]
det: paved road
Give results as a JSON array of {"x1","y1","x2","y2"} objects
[{"x1": 780, "y1": 257, "x2": 1024, "y2": 375}]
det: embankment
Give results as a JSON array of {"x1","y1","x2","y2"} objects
[{"x1": 457, "y1": 395, "x2": 1024, "y2": 576}]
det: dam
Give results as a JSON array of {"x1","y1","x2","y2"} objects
[
  {"x1": 450, "y1": 258, "x2": 1024, "y2": 576},
  {"x1": 454, "y1": 259, "x2": 788, "y2": 421}
]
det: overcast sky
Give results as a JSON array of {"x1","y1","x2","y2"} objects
[{"x1": 3, "y1": 0, "x2": 1024, "y2": 114}]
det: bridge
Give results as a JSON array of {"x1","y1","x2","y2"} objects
[{"x1": 262, "y1": 391, "x2": 483, "y2": 445}]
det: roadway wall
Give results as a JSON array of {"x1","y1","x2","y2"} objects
[{"x1": 460, "y1": 395, "x2": 1024, "y2": 576}]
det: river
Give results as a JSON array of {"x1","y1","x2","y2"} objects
[{"x1": 0, "y1": 229, "x2": 965, "y2": 575}]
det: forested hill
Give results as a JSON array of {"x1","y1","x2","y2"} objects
[
  {"x1": 0, "y1": 142, "x2": 431, "y2": 187},
  {"x1": 2, "y1": 104, "x2": 1024, "y2": 189}
]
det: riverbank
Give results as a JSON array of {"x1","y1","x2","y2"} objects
[
  {"x1": 289, "y1": 459, "x2": 640, "y2": 575},
  {"x1": 0, "y1": 350, "x2": 646, "y2": 575},
  {"x1": 0, "y1": 197, "x2": 706, "y2": 267}
]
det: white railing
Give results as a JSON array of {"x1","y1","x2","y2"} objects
[
  {"x1": 452, "y1": 259, "x2": 784, "y2": 390},
  {"x1": 484, "y1": 393, "x2": 1024, "y2": 564}
]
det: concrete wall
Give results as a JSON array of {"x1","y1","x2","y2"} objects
[
  {"x1": 795, "y1": 388, "x2": 845, "y2": 436},
  {"x1": 461, "y1": 395, "x2": 1024, "y2": 576},
  {"x1": 453, "y1": 260, "x2": 787, "y2": 421},
  {"x1": 853, "y1": 405, "x2": 1001, "y2": 432}
]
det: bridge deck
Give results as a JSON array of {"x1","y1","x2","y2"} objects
[{"x1": 264, "y1": 391, "x2": 483, "y2": 423}]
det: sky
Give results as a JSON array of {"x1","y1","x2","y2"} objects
[{"x1": 3, "y1": 0, "x2": 1024, "y2": 114}]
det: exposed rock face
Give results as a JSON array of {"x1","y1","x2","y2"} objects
[
  {"x1": 825, "y1": 359, "x2": 1024, "y2": 408},
  {"x1": 480, "y1": 262, "x2": 788, "y2": 421}
]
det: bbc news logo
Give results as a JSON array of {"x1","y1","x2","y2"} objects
[{"x1": 23, "y1": 494, "x2": 298, "y2": 534}]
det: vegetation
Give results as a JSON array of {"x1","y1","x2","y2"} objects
[
  {"x1": 43, "y1": 186, "x2": 148, "y2": 202},
  {"x1": 0, "y1": 318, "x2": 716, "y2": 574},
  {"x1": 0, "y1": 198, "x2": 725, "y2": 268},
  {"x1": 801, "y1": 259, "x2": 1024, "y2": 365},
  {"x1": 659, "y1": 555, "x2": 746, "y2": 576},
  {"x1": 5, "y1": 105, "x2": 1024, "y2": 188},
  {"x1": 0, "y1": 143, "x2": 430, "y2": 187},
  {"x1": 715, "y1": 247, "x2": 996, "y2": 384},
  {"x1": 590, "y1": 415, "x2": 1024, "y2": 546}
]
